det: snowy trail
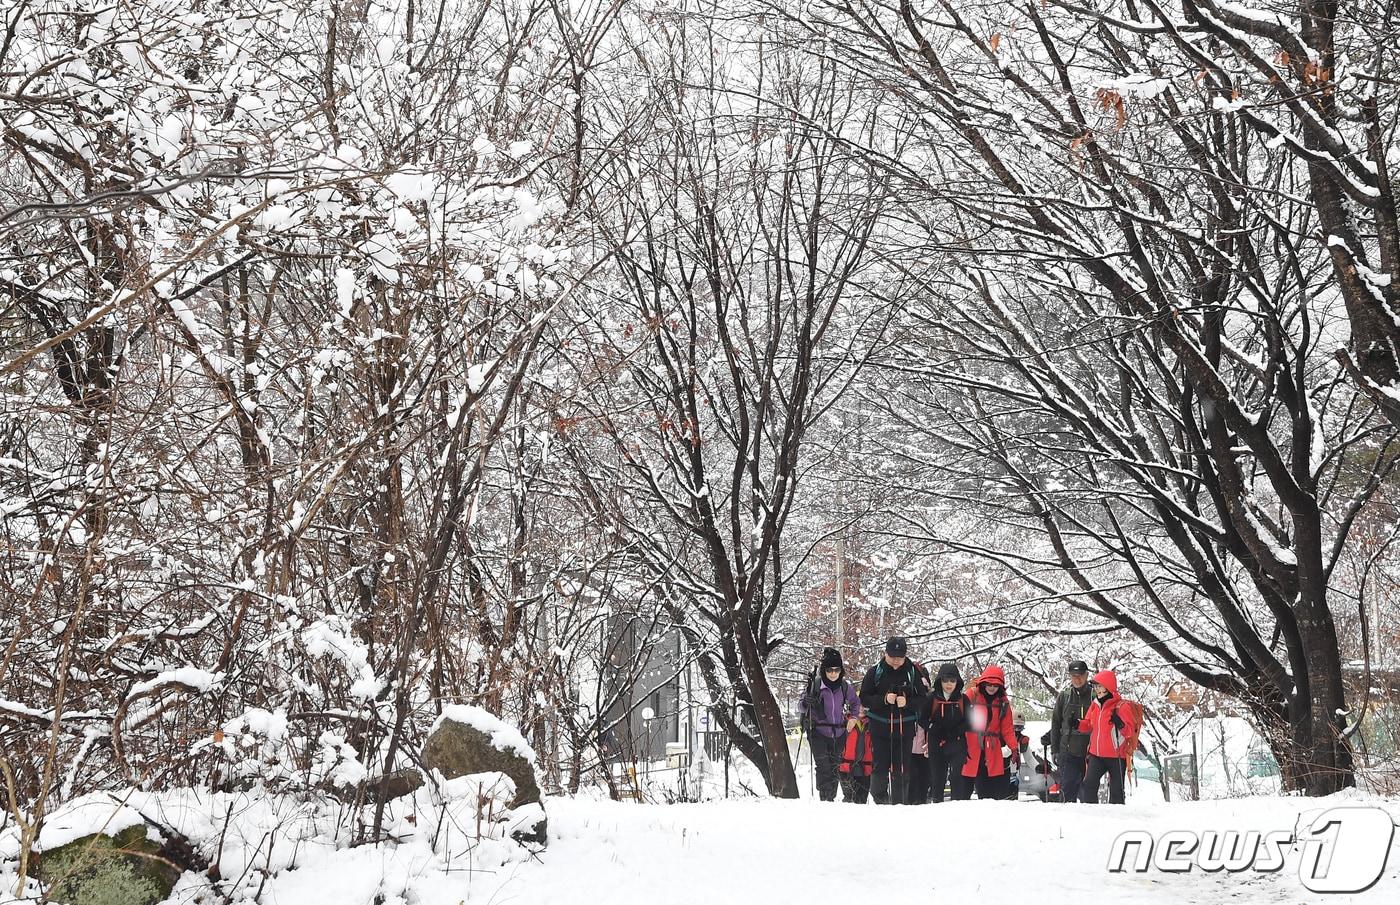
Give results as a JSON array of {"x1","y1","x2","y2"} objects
[{"x1": 475, "y1": 795, "x2": 1400, "y2": 905}]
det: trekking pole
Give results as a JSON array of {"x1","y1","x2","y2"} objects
[
  {"x1": 808, "y1": 727, "x2": 815, "y2": 798},
  {"x1": 895, "y1": 689, "x2": 906, "y2": 804},
  {"x1": 888, "y1": 706, "x2": 896, "y2": 805},
  {"x1": 798, "y1": 654, "x2": 821, "y2": 798},
  {"x1": 894, "y1": 704, "x2": 901, "y2": 804},
  {"x1": 796, "y1": 720, "x2": 809, "y2": 797}
]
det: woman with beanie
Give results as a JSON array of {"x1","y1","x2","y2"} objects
[{"x1": 799, "y1": 646, "x2": 862, "y2": 801}]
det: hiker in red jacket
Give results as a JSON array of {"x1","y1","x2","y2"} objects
[
  {"x1": 839, "y1": 714, "x2": 874, "y2": 803},
  {"x1": 1077, "y1": 669, "x2": 1135, "y2": 804},
  {"x1": 960, "y1": 664, "x2": 1019, "y2": 800}
]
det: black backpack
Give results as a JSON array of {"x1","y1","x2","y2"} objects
[{"x1": 873, "y1": 660, "x2": 918, "y2": 694}]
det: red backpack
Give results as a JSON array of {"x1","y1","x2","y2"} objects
[
  {"x1": 1119, "y1": 700, "x2": 1145, "y2": 776},
  {"x1": 841, "y1": 721, "x2": 874, "y2": 777}
]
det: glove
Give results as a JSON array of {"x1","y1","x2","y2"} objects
[
  {"x1": 1111, "y1": 712, "x2": 1125, "y2": 731},
  {"x1": 1000, "y1": 745, "x2": 1012, "y2": 758},
  {"x1": 1039, "y1": 730, "x2": 1053, "y2": 748}
]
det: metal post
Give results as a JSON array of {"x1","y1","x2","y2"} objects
[
  {"x1": 724, "y1": 730, "x2": 731, "y2": 799},
  {"x1": 1190, "y1": 733, "x2": 1200, "y2": 801},
  {"x1": 724, "y1": 699, "x2": 734, "y2": 799},
  {"x1": 836, "y1": 530, "x2": 846, "y2": 647}
]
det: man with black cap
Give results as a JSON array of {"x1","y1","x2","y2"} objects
[
  {"x1": 858, "y1": 636, "x2": 927, "y2": 805},
  {"x1": 1046, "y1": 659, "x2": 1094, "y2": 803},
  {"x1": 799, "y1": 647, "x2": 861, "y2": 801}
]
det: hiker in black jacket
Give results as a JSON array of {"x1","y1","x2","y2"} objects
[
  {"x1": 907, "y1": 660, "x2": 933, "y2": 804},
  {"x1": 859, "y1": 636, "x2": 927, "y2": 805},
  {"x1": 924, "y1": 661, "x2": 970, "y2": 801},
  {"x1": 1045, "y1": 659, "x2": 1094, "y2": 803}
]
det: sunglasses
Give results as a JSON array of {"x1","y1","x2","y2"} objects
[{"x1": 824, "y1": 667, "x2": 841, "y2": 673}]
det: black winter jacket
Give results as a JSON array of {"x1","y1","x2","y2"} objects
[
  {"x1": 859, "y1": 659, "x2": 928, "y2": 737},
  {"x1": 924, "y1": 662, "x2": 969, "y2": 752},
  {"x1": 1050, "y1": 683, "x2": 1095, "y2": 755}
]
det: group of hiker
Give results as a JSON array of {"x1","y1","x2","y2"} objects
[{"x1": 799, "y1": 636, "x2": 1140, "y2": 805}]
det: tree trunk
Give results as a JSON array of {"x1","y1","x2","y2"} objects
[
  {"x1": 1294, "y1": 609, "x2": 1356, "y2": 794},
  {"x1": 1293, "y1": 501, "x2": 1356, "y2": 794},
  {"x1": 733, "y1": 617, "x2": 798, "y2": 798}
]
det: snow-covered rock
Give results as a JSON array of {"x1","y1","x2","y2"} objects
[
  {"x1": 422, "y1": 705, "x2": 546, "y2": 845},
  {"x1": 17, "y1": 796, "x2": 186, "y2": 905}
]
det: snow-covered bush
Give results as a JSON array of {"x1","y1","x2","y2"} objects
[{"x1": 0, "y1": 780, "x2": 544, "y2": 905}]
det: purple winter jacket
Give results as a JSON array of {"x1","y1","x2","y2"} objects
[{"x1": 800, "y1": 678, "x2": 863, "y2": 737}]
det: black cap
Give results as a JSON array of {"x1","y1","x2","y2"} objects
[
  {"x1": 885, "y1": 636, "x2": 908, "y2": 657},
  {"x1": 1068, "y1": 660, "x2": 1089, "y2": 674},
  {"x1": 820, "y1": 647, "x2": 843, "y2": 671}
]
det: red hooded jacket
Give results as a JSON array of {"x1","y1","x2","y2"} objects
[
  {"x1": 1078, "y1": 670, "x2": 1136, "y2": 758},
  {"x1": 961, "y1": 665, "x2": 1018, "y2": 778}
]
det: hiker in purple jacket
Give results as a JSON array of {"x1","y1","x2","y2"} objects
[{"x1": 800, "y1": 647, "x2": 863, "y2": 801}]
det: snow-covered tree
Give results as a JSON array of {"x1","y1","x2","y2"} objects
[{"x1": 783, "y1": 0, "x2": 1400, "y2": 794}]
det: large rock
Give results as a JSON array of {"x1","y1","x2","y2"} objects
[
  {"x1": 35, "y1": 823, "x2": 182, "y2": 905},
  {"x1": 422, "y1": 705, "x2": 547, "y2": 846},
  {"x1": 366, "y1": 767, "x2": 425, "y2": 803}
]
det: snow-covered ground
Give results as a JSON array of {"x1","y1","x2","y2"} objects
[
  {"x1": 485, "y1": 793, "x2": 1399, "y2": 905},
  {"x1": 2, "y1": 707, "x2": 1392, "y2": 905},
  {"x1": 5, "y1": 786, "x2": 1398, "y2": 904}
]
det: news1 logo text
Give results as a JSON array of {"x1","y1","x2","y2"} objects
[{"x1": 1107, "y1": 806, "x2": 1396, "y2": 893}]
